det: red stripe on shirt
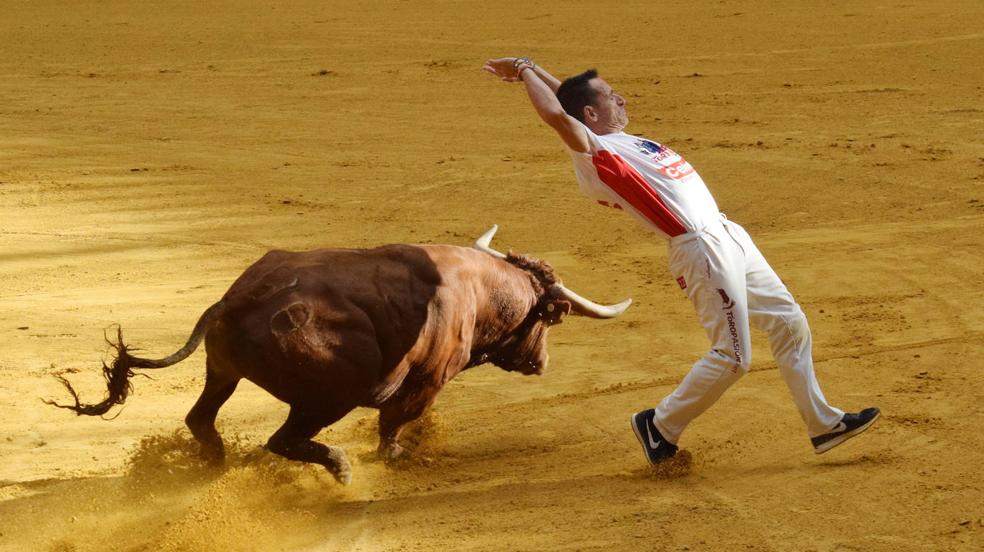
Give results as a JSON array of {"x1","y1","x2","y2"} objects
[{"x1": 591, "y1": 150, "x2": 688, "y2": 237}]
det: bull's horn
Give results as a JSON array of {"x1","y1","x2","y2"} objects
[
  {"x1": 550, "y1": 283, "x2": 632, "y2": 319},
  {"x1": 473, "y1": 226, "x2": 631, "y2": 318},
  {"x1": 473, "y1": 225, "x2": 507, "y2": 259}
]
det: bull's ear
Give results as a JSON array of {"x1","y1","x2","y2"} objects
[{"x1": 543, "y1": 300, "x2": 572, "y2": 325}]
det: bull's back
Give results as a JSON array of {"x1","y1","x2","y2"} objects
[{"x1": 206, "y1": 245, "x2": 448, "y2": 406}]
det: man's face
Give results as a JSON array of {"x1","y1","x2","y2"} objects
[{"x1": 586, "y1": 78, "x2": 628, "y2": 132}]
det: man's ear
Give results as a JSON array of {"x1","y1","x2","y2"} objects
[
  {"x1": 583, "y1": 105, "x2": 598, "y2": 122},
  {"x1": 543, "y1": 300, "x2": 572, "y2": 325}
]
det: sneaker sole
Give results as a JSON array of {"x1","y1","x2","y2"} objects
[{"x1": 813, "y1": 410, "x2": 881, "y2": 454}]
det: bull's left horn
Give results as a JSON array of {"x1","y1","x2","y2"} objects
[
  {"x1": 473, "y1": 225, "x2": 507, "y2": 259},
  {"x1": 550, "y1": 284, "x2": 632, "y2": 319}
]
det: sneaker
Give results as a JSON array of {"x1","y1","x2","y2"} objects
[
  {"x1": 811, "y1": 407, "x2": 881, "y2": 454},
  {"x1": 631, "y1": 409, "x2": 678, "y2": 464}
]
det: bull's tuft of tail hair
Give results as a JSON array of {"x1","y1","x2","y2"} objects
[
  {"x1": 43, "y1": 301, "x2": 220, "y2": 418},
  {"x1": 43, "y1": 325, "x2": 144, "y2": 418}
]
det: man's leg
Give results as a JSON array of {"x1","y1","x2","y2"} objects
[
  {"x1": 652, "y1": 230, "x2": 752, "y2": 444},
  {"x1": 727, "y1": 221, "x2": 843, "y2": 437}
]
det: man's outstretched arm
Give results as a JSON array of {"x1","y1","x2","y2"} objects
[{"x1": 483, "y1": 57, "x2": 590, "y2": 154}]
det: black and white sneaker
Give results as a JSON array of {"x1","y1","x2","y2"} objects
[
  {"x1": 811, "y1": 407, "x2": 881, "y2": 454},
  {"x1": 631, "y1": 408, "x2": 678, "y2": 465}
]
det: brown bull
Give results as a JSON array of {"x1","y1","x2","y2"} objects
[{"x1": 47, "y1": 226, "x2": 630, "y2": 484}]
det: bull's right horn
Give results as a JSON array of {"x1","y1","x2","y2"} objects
[
  {"x1": 472, "y1": 225, "x2": 507, "y2": 259},
  {"x1": 550, "y1": 283, "x2": 632, "y2": 319}
]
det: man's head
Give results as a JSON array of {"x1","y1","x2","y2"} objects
[{"x1": 556, "y1": 69, "x2": 628, "y2": 134}]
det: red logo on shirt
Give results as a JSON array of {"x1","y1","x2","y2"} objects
[{"x1": 657, "y1": 158, "x2": 695, "y2": 180}]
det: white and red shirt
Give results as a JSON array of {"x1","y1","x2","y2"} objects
[{"x1": 567, "y1": 123, "x2": 721, "y2": 239}]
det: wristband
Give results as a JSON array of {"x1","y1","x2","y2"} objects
[
  {"x1": 516, "y1": 63, "x2": 534, "y2": 81},
  {"x1": 512, "y1": 57, "x2": 535, "y2": 79}
]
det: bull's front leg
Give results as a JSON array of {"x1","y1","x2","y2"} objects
[{"x1": 377, "y1": 386, "x2": 439, "y2": 461}]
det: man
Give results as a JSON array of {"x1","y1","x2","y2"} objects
[{"x1": 482, "y1": 57, "x2": 880, "y2": 464}]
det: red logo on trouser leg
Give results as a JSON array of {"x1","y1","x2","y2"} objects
[
  {"x1": 716, "y1": 288, "x2": 742, "y2": 372},
  {"x1": 677, "y1": 276, "x2": 687, "y2": 290},
  {"x1": 717, "y1": 288, "x2": 734, "y2": 309},
  {"x1": 725, "y1": 310, "x2": 743, "y2": 372}
]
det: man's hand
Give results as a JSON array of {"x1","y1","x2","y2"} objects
[
  {"x1": 483, "y1": 57, "x2": 522, "y2": 82},
  {"x1": 482, "y1": 56, "x2": 589, "y2": 153}
]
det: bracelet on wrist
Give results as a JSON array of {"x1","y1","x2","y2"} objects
[
  {"x1": 516, "y1": 63, "x2": 534, "y2": 81},
  {"x1": 513, "y1": 57, "x2": 536, "y2": 80}
]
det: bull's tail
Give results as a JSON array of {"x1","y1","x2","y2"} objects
[{"x1": 44, "y1": 301, "x2": 226, "y2": 417}]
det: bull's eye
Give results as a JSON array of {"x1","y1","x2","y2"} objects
[{"x1": 546, "y1": 303, "x2": 555, "y2": 313}]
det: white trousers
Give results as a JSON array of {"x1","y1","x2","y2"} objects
[{"x1": 653, "y1": 216, "x2": 843, "y2": 443}]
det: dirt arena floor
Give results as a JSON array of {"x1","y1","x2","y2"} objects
[{"x1": 2, "y1": 1, "x2": 983, "y2": 550}]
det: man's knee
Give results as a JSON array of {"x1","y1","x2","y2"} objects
[
  {"x1": 783, "y1": 308, "x2": 811, "y2": 341},
  {"x1": 760, "y1": 306, "x2": 811, "y2": 341},
  {"x1": 709, "y1": 348, "x2": 751, "y2": 375}
]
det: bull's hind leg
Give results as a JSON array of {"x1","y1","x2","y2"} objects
[
  {"x1": 185, "y1": 360, "x2": 240, "y2": 464},
  {"x1": 267, "y1": 407, "x2": 353, "y2": 485}
]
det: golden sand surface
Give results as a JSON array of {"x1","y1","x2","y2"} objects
[{"x1": 1, "y1": 1, "x2": 982, "y2": 550}]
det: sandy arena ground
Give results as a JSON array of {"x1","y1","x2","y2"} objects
[{"x1": 2, "y1": 1, "x2": 983, "y2": 550}]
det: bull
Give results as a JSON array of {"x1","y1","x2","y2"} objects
[{"x1": 46, "y1": 226, "x2": 630, "y2": 484}]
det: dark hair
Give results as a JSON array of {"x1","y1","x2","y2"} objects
[
  {"x1": 506, "y1": 252, "x2": 558, "y2": 295},
  {"x1": 556, "y1": 69, "x2": 600, "y2": 123}
]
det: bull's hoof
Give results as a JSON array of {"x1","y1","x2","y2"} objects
[
  {"x1": 199, "y1": 445, "x2": 226, "y2": 467},
  {"x1": 327, "y1": 446, "x2": 352, "y2": 485},
  {"x1": 378, "y1": 442, "x2": 406, "y2": 463},
  {"x1": 335, "y1": 469, "x2": 353, "y2": 486}
]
